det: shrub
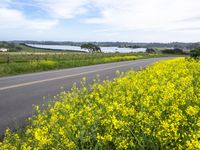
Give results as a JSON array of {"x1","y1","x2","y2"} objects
[
  {"x1": 81, "y1": 43, "x2": 101, "y2": 53},
  {"x1": 146, "y1": 48, "x2": 156, "y2": 53},
  {"x1": 161, "y1": 48, "x2": 183, "y2": 54},
  {"x1": 190, "y1": 46, "x2": 200, "y2": 59}
]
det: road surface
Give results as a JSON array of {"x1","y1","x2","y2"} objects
[{"x1": 0, "y1": 57, "x2": 174, "y2": 136}]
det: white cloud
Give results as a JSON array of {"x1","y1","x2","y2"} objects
[
  {"x1": 85, "y1": 0, "x2": 200, "y2": 31},
  {"x1": 27, "y1": 20, "x2": 58, "y2": 30},
  {"x1": 0, "y1": 0, "x2": 59, "y2": 30},
  {"x1": 34, "y1": 0, "x2": 89, "y2": 19},
  {"x1": 0, "y1": 7, "x2": 58, "y2": 30}
]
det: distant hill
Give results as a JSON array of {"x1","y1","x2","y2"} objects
[{"x1": 4, "y1": 40, "x2": 200, "y2": 49}]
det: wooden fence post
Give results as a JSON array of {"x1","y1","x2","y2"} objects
[{"x1": 7, "y1": 55, "x2": 10, "y2": 64}]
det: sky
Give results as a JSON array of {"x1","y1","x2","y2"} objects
[{"x1": 0, "y1": 0, "x2": 200, "y2": 42}]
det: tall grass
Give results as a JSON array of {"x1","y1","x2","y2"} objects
[{"x1": 0, "y1": 53, "x2": 162, "y2": 76}]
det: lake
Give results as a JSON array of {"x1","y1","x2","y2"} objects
[{"x1": 27, "y1": 44, "x2": 146, "y2": 53}]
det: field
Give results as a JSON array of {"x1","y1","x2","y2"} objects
[
  {"x1": 1, "y1": 58, "x2": 199, "y2": 149},
  {"x1": 0, "y1": 51, "x2": 165, "y2": 77}
]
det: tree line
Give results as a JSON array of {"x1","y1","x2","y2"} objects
[{"x1": 0, "y1": 42, "x2": 22, "y2": 52}]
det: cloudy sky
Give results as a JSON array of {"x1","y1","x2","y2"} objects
[{"x1": 0, "y1": 0, "x2": 200, "y2": 42}]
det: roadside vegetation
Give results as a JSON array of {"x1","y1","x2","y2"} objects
[
  {"x1": 0, "y1": 58, "x2": 199, "y2": 149},
  {"x1": 190, "y1": 46, "x2": 200, "y2": 59},
  {"x1": 0, "y1": 45, "x2": 169, "y2": 77}
]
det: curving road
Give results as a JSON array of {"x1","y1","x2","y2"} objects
[{"x1": 0, "y1": 57, "x2": 174, "y2": 136}]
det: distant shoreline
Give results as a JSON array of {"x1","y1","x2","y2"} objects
[
  {"x1": 24, "y1": 44, "x2": 86, "y2": 53},
  {"x1": 26, "y1": 44, "x2": 147, "y2": 53}
]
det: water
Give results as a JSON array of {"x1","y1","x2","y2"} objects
[{"x1": 27, "y1": 44, "x2": 146, "y2": 53}]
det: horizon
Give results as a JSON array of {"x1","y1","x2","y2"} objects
[
  {"x1": 1, "y1": 0, "x2": 200, "y2": 42},
  {"x1": 0, "y1": 40, "x2": 200, "y2": 44}
]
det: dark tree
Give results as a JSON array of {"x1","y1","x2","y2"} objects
[
  {"x1": 146, "y1": 48, "x2": 156, "y2": 53},
  {"x1": 190, "y1": 47, "x2": 200, "y2": 59},
  {"x1": 174, "y1": 48, "x2": 184, "y2": 54},
  {"x1": 81, "y1": 43, "x2": 101, "y2": 53},
  {"x1": 161, "y1": 48, "x2": 183, "y2": 54}
]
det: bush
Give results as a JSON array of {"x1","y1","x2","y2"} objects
[
  {"x1": 81, "y1": 43, "x2": 101, "y2": 53},
  {"x1": 146, "y1": 48, "x2": 156, "y2": 53},
  {"x1": 190, "y1": 47, "x2": 200, "y2": 59},
  {"x1": 161, "y1": 48, "x2": 183, "y2": 54}
]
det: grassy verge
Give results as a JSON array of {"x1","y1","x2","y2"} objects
[
  {"x1": 1, "y1": 58, "x2": 199, "y2": 149},
  {"x1": 0, "y1": 52, "x2": 172, "y2": 77}
]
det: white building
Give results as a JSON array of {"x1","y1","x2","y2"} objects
[{"x1": 0, "y1": 48, "x2": 8, "y2": 52}]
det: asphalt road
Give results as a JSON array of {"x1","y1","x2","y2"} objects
[{"x1": 0, "y1": 57, "x2": 174, "y2": 136}]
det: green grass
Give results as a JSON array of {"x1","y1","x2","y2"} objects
[
  {"x1": 153, "y1": 47, "x2": 167, "y2": 51},
  {"x1": 0, "y1": 52, "x2": 170, "y2": 77}
]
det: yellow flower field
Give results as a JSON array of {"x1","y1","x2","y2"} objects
[
  {"x1": 0, "y1": 58, "x2": 200, "y2": 149},
  {"x1": 103, "y1": 55, "x2": 142, "y2": 62}
]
